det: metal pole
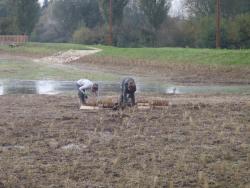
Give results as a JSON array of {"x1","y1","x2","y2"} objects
[
  {"x1": 216, "y1": 0, "x2": 221, "y2": 48},
  {"x1": 109, "y1": 0, "x2": 113, "y2": 45}
]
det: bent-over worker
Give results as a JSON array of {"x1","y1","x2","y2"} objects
[
  {"x1": 76, "y1": 79, "x2": 98, "y2": 105},
  {"x1": 120, "y1": 77, "x2": 136, "y2": 107}
]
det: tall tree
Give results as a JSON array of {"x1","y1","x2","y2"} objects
[
  {"x1": 185, "y1": 0, "x2": 215, "y2": 17},
  {"x1": 43, "y1": 0, "x2": 49, "y2": 9},
  {"x1": 185, "y1": 0, "x2": 250, "y2": 18},
  {"x1": 16, "y1": 0, "x2": 40, "y2": 34},
  {"x1": 140, "y1": 0, "x2": 171, "y2": 30},
  {"x1": 101, "y1": 0, "x2": 129, "y2": 25},
  {"x1": 35, "y1": 0, "x2": 102, "y2": 42},
  {"x1": 0, "y1": 0, "x2": 40, "y2": 35},
  {"x1": 0, "y1": 0, "x2": 18, "y2": 34}
]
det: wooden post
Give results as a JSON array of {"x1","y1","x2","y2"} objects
[
  {"x1": 109, "y1": 0, "x2": 113, "y2": 45},
  {"x1": 216, "y1": 0, "x2": 221, "y2": 48}
]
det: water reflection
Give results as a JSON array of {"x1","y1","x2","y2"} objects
[
  {"x1": 1, "y1": 80, "x2": 36, "y2": 95},
  {"x1": 35, "y1": 80, "x2": 75, "y2": 95},
  {"x1": 0, "y1": 81, "x2": 3, "y2": 95},
  {"x1": 0, "y1": 79, "x2": 250, "y2": 96}
]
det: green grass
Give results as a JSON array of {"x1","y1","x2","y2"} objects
[
  {"x1": 1, "y1": 42, "x2": 249, "y2": 65},
  {"x1": 0, "y1": 59, "x2": 117, "y2": 81},
  {"x1": 0, "y1": 42, "x2": 249, "y2": 81},
  {"x1": 95, "y1": 45, "x2": 250, "y2": 65}
]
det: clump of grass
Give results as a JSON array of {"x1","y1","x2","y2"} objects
[
  {"x1": 203, "y1": 176, "x2": 209, "y2": 188},
  {"x1": 153, "y1": 175, "x2": 159, "y2": 188},
  {"x1": 198, "y1": 171, "x2": 204, "y2": 184},
  {"x1": 169, "y1": 179, "x2": 174, "y2": 188}
]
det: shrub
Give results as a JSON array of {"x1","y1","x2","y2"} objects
[{"x1": 72, "y1": 26, "x2": 106, "y2": 45}]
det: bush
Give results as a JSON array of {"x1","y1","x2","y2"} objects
[
  {"x1": 72, "y1": 26, "x2": 106, "y2": 45},
  {"x1": 235, "y1": 13, "x2": 250, "y2": 48},
  {"x1": 225, "y1": 13, "x2": 250, "y2": 48}
]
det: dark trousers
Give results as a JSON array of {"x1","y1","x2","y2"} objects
[{"x1": 76, "y1": 84, "x2": 86, "y2": 104}]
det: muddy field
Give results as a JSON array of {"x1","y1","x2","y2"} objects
[
  {"x1": 1, "y1": 50, "x2": 250, "y2": 84},
  {"x1": 0, "y1": 94, "x2": 249, "y2": 187},
  {"x1": 0, "y1": 49, "x2": 250, "y2": 187},
  {"x1": 74, "y1": 55, "x2": 250, "y2": 85}
]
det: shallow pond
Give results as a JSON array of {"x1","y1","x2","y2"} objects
[{"x1": 0, "y1": 80, "x2": 250, "y2": 96}]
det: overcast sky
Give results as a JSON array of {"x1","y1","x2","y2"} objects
[
  {"x1": 38, "y1": 0, "x2": 183, "y2": 7},
  {"x1": 38, "y1": 0, "x2": 43, "y2": 5},
  {"x1": 170, "y1": 0, "x2": 184, "y2": 16},
  {"x1": 38, "y1": 0, "x2": 184, "y2": 16}
]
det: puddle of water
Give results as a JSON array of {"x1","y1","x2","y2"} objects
[{"x1": 0, "y1": 79, "x2": 250, "y2": 96}]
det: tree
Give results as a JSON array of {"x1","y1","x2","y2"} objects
[
  {"x1": 16, "y1": 0, "x2": 40, "y2": 34},
  {"x1": 184, "y1": 0, "x2": 250, "y2": 48},
  {"x1": 0, "y1": 0, "x2": 40, "y2": 35},
  {"x1": 185, "y1": 0, "x2": 215, "y2": 17},
  {"x1": 0, "y1": 0, "x2": 18, "y2": 34},
  {"x1": 140, "y1": 0, "x2": 171, "y2": 30},
  {"x1": 185, "y1": 0, "x2": 250, "y2": 18},
  {"x1": 43, "y1": 0, "x2": 49, "y2": 9},
  {"x1": 101, "y1": 0, "x2": 129, "y2": 25},
  {"x1": 115, "y1": 0, "x2": 149, "y2": 47},
  {"x1": 33, "y1": 0, "x2": 102, "y2": 42}
]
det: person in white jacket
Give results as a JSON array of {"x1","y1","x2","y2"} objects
[{"x1": 76, "y1": 79, "x2": 98, "y2": 105}]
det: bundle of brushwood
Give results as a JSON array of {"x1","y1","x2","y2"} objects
[
  {"x1": 85, "y1": 97, "x2": 118, "y2": 108},
  {"x1": 136, "y1": 98, "x2": 168, "y2": 110},
  {"x1": 83, "y1": 97, "x2": 169, "y2": 110},
  {"x1": 99, "y1": 97, "x2": 116, "y2": 108},
  {"x1": 136, "y1": 98, "x2": 149, "y2": 104},
  {"x1": 150, "y1": 99, "x2": 169, "y2": 106},
  {"x1": 137, "y1": 97, "x2": 169, "y2": 106}
]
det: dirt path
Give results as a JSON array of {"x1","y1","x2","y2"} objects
[
  {"x1": 33, "y1": 49, "x2": 172, "y2": 83},
  {"x1": 35, "y1": 48, "x2": 102, "y2": 64}
]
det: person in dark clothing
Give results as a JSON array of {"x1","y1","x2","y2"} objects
[{"x1": 119, "y1": 77, "x2": 136, "y2": 107}]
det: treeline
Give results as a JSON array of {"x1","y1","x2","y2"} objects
[{"x1": 0, "y1": 0, "x2": 249, "y2": 48}]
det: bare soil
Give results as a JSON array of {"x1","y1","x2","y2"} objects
[
  {"x1": 73, "y1": 55, "x2": 250, "y2": 85},
  {"x1": 0, "y1": 94, "x2": 249, "y2": 187},
  {"x1": 1, "y1": 49, "x2": 250, "y2": 84}
]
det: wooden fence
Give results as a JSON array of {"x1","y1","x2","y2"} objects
[{"x1": 0, "y1": 35, "x2": 28, "y2": 45}]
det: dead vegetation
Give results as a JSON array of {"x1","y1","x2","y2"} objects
[{"x1": 0, "y1": 94, "x2": 249, "y2": 187}]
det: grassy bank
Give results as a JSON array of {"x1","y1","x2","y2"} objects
[
  {"x1": 0, "y1": 59, "x2": 116, "y2": 81},
  {"x1": 0, "y1": 42, "x2": 90, "y2": 56},
  {"x1": 1, "y1": 42, "x2": 249, "y2": 65},
  {"x1": 0, "y1": 42, "x2": 249, "y2": 82},
  {"x1": 96, "y1": 45, "x2": 250, "y2": 66}
]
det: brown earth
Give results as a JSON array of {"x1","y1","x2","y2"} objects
[
  {"x1": 0, "y1": 94, "x2": 249, "y2": 187},
  {"x1": 73, "y1": 55, "x2": 250, "y2": 85},
  {"x1": 1, "y1": 50, "x2": 250, "y2": 84}
]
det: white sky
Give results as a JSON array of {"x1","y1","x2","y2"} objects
[
  {"x1": 38, "y1": 0, "x2": 184, "y2": 16},
  {"x1": 38, "y1": 0, "x2": 44, "y2": 5},
  {"x1": 38, "y1": 0, "x2": 183, "y2": 8},
  {"x1": 169, "y1": 0, "x2": 185, "y2": 17}
]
